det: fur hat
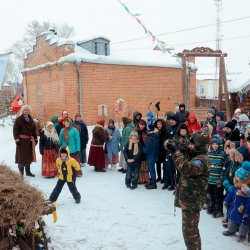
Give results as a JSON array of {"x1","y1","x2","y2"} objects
[
  {"x1": 239, "y1": 114, "x2": 250, "y2": 122},
  {"x1": 202, "y1": 124, "x2": 213, "y2": 136},
  {"x1": 20, "y1": 105, "x2": 32, "y2": 114},
  {"x1": 225, "y1": 121, "x2": 236, "y2": 131},
  {"x1": 165, "y1": 110, "x2": 175, "y2": 119},
  {"x1": 235, "y1": 161, "x2": 250, "y2": 180},
  {"x1": 130, "y1": 130, "x2": 138, "y2": 138},
  {"x1": 45, "y1": 121, "x2": 53, "y2": 129},
  {"x1": 224, "y1": 140, "x2": 235, "y2": 152},
  {"x1": 234, "y1": 108, "x2": 241, "y2": 114},
  {"x1": 207, "y1": 108, "x2": 215, "y2": 116}
]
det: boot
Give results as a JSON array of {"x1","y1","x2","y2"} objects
[
  {"x1": 25, "y1": 165, "x2": 35, "y2": 177},
  {"x1": 212, "y1": 199, "x2": 224, "y2": 218},
  {"x1": 203, "y1": 195, "x2": 210, "y2": 210},
  {"x1": 146, "y1": 181, "x2": 157, "y2": 189},
  {"x1": 206, "y1": 201, "x2": 214, "y2": 214},
  {"x1": 144, "y1": 180, "x2": 151, "y2": 187},
  {"x1": 18, "y1": 165, "x2": 24, "y2": 178}
]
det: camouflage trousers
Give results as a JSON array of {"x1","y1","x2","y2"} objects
[{"x1": 182, "y1": 209, "x2": 201, "y2": 250}]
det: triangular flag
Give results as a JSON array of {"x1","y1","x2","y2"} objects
[
  {"x1": 135, "y1": 18, "x2": 141, "y2": 24},
  {"x1": 133, "y1": 13, "x2": 141, "y2": 16}
]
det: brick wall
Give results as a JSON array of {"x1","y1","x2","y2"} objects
[{"x1": 23, "y1": 36, "x2": 196, "y2": 126}]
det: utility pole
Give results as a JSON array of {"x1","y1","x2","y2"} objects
[{"x1": 214, "y1": 0, "x2": 222, "y2": 98}]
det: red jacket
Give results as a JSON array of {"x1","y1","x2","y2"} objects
[{"x1": 184, "y1": 114, "x2": 201, "y2": 134}]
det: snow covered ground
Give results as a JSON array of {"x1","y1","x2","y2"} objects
[{"x1": 0, "y1": 116, "x2": 248, "y2": 250}]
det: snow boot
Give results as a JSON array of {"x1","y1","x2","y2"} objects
[
  {"x1": 146, "y1": 181, "x2": 157, "y2": 189},
  {"x1": 206, "y1": 201, "x2": 214, "y2": 214},
  {"x1": 203, "y1": 195, "x2": 210, "y2": 210},
  {"x1": 223, "y1": 231, "x2": 235, "y2": 236},
  {"x1": 237, "y1": 236, "x2": 246, "y2": 242},
  {"x1": 212, "y1": 199, "x2": 223, "y2": 218},
  {"x1": 18, "y1": 165, "x2": 24, "y2": 178},
  {"x1": 144, "y1": 180, "x2": 152, "y2": 187},
  {"x1": 25, "y1": 165, "x2": 35, "y2": 177},
  {"x1": 75, "y1": 198, "x2": 81, "y2": 204}
]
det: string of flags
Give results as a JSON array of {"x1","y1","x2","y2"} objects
[
  {"x1": 117, "y1": 0, "x2": 182, "y2": 65},
  {"x1": 238, "y1": 90, "x2": 250, "y2": 103},
  {"x1": 197, "y1": 72, "x2": 241, "y2": 75}
]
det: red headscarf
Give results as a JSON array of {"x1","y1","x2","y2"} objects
[{"x1": 97, "y1": 118, "x2": 105, "y2": 127}]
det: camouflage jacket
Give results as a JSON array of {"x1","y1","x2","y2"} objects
[
  {"x1": 173, "y1": 135, "x2": 190, "y2": 154},
  {"x1": 172, "y1": 151, "x2": 210, "y2": 212}
]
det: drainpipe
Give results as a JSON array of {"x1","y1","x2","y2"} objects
[{"x1": 76, "y1": 60, "x2": 82, "y2": 116}]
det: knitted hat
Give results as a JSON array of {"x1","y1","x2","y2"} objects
[
  {"x1": 51, "y1": 115, "x2": 58, "y2": 123},
  {"x1": 146, "y1": 111, "x2": 154, "y2": 118},
  {"x1": 207, "y1": 108, "x2": 215, "y2": 116},
  {"x1": 122, "y1": 117, "x2": 132, "y2": 125},
  {"x1": 239, "y1": 114, "x2": 250, "y2": 122},
  {"x1": 225, "y1": 121, "x2": 236, "y2": 131},
  {"x1": 235, "y1": 161, "x2": 250, "y2": 180},
  {"x1": 97, "y1": 118, "x2": 105, "y2": 127},
  {"x1": 75, "y1": 113, "x2": 81, "y2": 119},
  {"x1": 217, "y1": 121, "x2": 226, "y2": 129},
  {"x1": 234, "y1": 108, "x2": 241, "y2": 114},
  {"x1": 211, "y1": 137, "x2": 220, "y2": 145},
  {"x1": 148, "y1": 123, "x2": 155, "y2": 131},
  {"x1": 130, "y1": 130, "x2": 138, "y2": 138},
  {"x1": 169, "y1": 114, "x2": 180, "y2": 124}
]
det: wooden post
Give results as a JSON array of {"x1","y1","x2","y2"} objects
[
  {"x1": 182, "y1": 55, "x2": 187, "y2": 105},
  {"x1": 220, "y1": 55, "x2": 231, "y2": 121},
  {"x1": 218, "y1": 58, "x2": 223, "y2": 111}
]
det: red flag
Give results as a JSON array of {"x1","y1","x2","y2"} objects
[
  {"x1": 152, "y1": 35, "x2": 156, "y2": 43},
  {"x1": 135, "y1": 18, "x2": 141, "y2": 24},
  {"x1": 10, "y1": 94, "x2": 24, "y2": 112}
]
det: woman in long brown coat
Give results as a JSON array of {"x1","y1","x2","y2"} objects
[
  {"x1": 13, "y1": 105, "x2": 38, "y2": 177},
  {"x1": 88, "y1": 118, "x2": 111, "y2": 172}
]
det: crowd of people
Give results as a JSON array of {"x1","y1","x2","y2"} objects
[{"x1": 13, "y1": 103, "x2": 250, "y2": 247}]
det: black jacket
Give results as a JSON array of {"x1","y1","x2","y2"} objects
[{"x1": 39, "y1": 130, "x2": 59, "y2": 155}]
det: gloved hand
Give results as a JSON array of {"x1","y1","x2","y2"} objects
[
  {"x1": 166, "y1": 140, "x2": 177, "y2": 153},
  {"x1": 240, "y1": 133, "x2": 245, "y2": 140},
  {"x1": 16, "y1": 141, "x2": 21, "y2": 147},
  {"x1": 224, "y1": 201, "x2": 230, "y2": 208},
  {"x1": 216, "y1": 179, "x2": 222, "y2": 188}
]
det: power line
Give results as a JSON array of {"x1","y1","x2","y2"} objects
[
  {"x1": 110, "y1": 35, "x2": 250, "y2": 51},
  {"x1": 111, "y1": 16, "x2": 250, "y2": 45}
]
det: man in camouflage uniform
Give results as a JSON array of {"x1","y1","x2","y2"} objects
[{"x1": 166, "y1": 131, "x2": 210, "y2": 250}]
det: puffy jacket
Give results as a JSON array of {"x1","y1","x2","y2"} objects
[
  {"x1": 225, "y1": 187, "x2": 250, "y2": 226},
  {"x1": 120, "y1": 122, "x2": 135, "y2": 151},
  {"x1": 143, "y1": 131, "x2": 159, "y2": 164},
  {"x1": 59, "y1": 127, "x2": 80, "y2": 154},
  {"x1": 123, "y1": 141, "x2": 142, "y2": 167},
  {"x1": 72, "y1": 120, "x2": 89, "y2": 149},
  {"x1": 184, "y1": 113, "x2": 201, "y2": 134}
]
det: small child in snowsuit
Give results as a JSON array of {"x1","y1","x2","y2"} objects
[
  {"x1": 223, "y1": 161, "x2": 250, "y2": 242},
  {"x1": 206, "y1": 135, "x2": 225, "y2": 218},
  {"x1": 124, "y1": 131, "x2": 142, "y2": 190},
  {"x1": 172, "y1": 123, "x2": 190, "y2": 186},
  {"x1": 49, "y1": 146, "x2": 81, "y2": 203}
]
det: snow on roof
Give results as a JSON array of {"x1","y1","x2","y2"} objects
[
  {"x1": 196, "y1": 68, "x2": 240, "y2": 81},
  {"x1": 228, "y1": 67, "x2": 250, "y2": 93},
  {"x1": 58, "y1": 45, "x2": 183, "y2": 68},
  {"x1": 2, "y1": 82, "x2": 10, "y2": 87},
  {"x1": 77, "y1": 36, "x2": 111, "y2": 44}
]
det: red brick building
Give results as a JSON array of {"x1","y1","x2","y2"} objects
[{"x1": 22, "y1": 31, "x2": 196, "y2": 126}]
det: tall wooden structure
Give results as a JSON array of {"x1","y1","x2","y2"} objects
[{"x1": 178, "y1": 47, "x2": 231, "y2": 120}]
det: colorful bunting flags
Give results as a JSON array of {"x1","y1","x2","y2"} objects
[{"x1": 117, "y1": 0, "x2": 182, "y2": 64}]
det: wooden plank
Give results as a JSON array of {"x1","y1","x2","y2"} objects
[{"x1": 182, "y1": 55, "x2": 187, "y2": 106}]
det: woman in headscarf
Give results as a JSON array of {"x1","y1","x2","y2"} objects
[
  {"x1": 51, "y1": 115, "x2": 62, "y2": 135},
  {"x1": 104, "y1": 119, "x2": 121, "y2": 170},
  {"x1": 59, "y1": 118, "x2": 82, "y2": 176},
  {"x1": 58, "y1": 110, "x2": 69, "y2": 128},
  {"x1": 39, "y1": 122, "x2": 60, "y2": 178},
  {"x1": 88, "y1": 118, "x2": 111, "y2": 172}
]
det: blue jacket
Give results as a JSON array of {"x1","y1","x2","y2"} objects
[
  {"x1": 225, "y1": 187, "x2": 250, "y2": 226},
  {"x1": 124, "y1": 141, "x2": 142, "y2": 167},
  {"x1": 165, "y1": 114, "x2": 180, "y2": 140},
  {"x1": 59, "y1": 127, "x2": 80, "y2": 154},
  {"x1": 105, "y1": 126, "x2": 121, "y2": 163},
  {"x1": 72, "y1": 120, "x2": 89, "y2": 149},
  {"x1": 216, "y1": 111, "x2": 225, "y2": 121},
  {"x1": 143, "y1": 132, "x2": 159, "y2": 164}
]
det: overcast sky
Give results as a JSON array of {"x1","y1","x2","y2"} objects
[{"x1": 0, "y1": 0, "x2": 249, "y2": 72}]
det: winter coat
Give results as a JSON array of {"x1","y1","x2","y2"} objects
[
  {"x1": 72, "y1": 120, "x2": 89, "y2": 149},
  {"x1": 172, "y1": 151, "x2": 210, "y2": 212},
  {"x1": 154, "y1": 118, "x2": 167, "y2": 162},
  {"x1": 143, "y1": 131, "x2": 159, "y2": 164},
  {"x1": 133, "y1": 111, "x2": 142, "y2": 127},
  {"x1": 236, "y1": 122, "x2": 249, "y2": 136},
  {"x1": 223, "y1": 146, "x2": 248, "y2": 194},
  {"x1": 120, "y1": 121, "x2": 135, "y2": 151},
  {"x1": 90, "y1": 124, "x2": 109, "y2": 146},
  {"x1": 59, "y1": 127, "x2": 80, "y2": 154},
  {"x1": 56, "y1": 146, "x2": 80, "y2": 182},
  {"x1": 184, "y1": 114, "x2": 201, "y2": 134},
  {"x1": 123, "y1": 141, "x2": 142, "y2": 167},
  {"x1": 165, "y1": 114, "x2": 180, "y2": 140},
  {"x1": 105, "y1": 126, "x2": 121, "y2": 163},
  {"x1": 240, "y1": 136, "x2": 250, "y2": 161},
  {"x1": 13, "y1": 114, "x2": 38, "y2": 165},
  {"x1": 225, "y1": 187, "x2": 250, "y2": 226},
  {"x1": 39, "y1": 129, "x2": 59, "y2": 155},
  {"x1": 204, "y1": 116, "x2": 216, "y2": 136},
  {"x1": 225, "y1": 128, "x2": 240, "y2": 142},
  {"x1": 176, "y1": 109, "x2": 190, "y2": 124}
]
